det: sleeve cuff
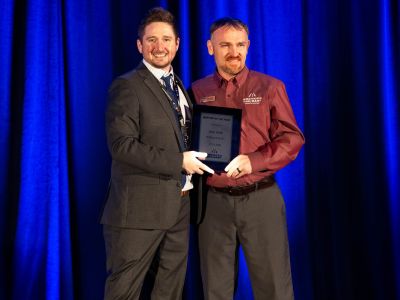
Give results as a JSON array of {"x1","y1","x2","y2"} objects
[{"x1": 248, "y1": 151, "x2": 266, "y2": 172}]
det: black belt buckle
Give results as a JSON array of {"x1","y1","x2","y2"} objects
[
  {"x1": 228, "y1": 185, "x2": 252, "y2": 196},
  {"x1": 211, "y1": 177, "x2": 274, "y2": 196},
  {"x1": 227, "y1": 187, "x2": 235, "y2": 196}
]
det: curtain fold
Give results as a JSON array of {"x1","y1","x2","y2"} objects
[
  {"x1": 0, "y1": 1, "x2": 15, "y2": 299},
  {"x1": 379, "y1": 0, "x2": 400, "y2": 294}
]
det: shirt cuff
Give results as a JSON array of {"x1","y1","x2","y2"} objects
[{"x1": 247, "y1": 151, "x2": 266, "y2": 173}]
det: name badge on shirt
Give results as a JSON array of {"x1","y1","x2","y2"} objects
[{"x1": 200, "y1": 96, "x2": 216, "y2": 103}]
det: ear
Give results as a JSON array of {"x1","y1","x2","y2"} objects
[
  {"x1": 176, "y1": 37, "x2": 180, "y2": 51},
  {"x1": 207, "y1": 40, "x2": 214, "y2": 55},
  {"x1": 137, "y1": 39, "x2": 143, "y2": 54},
  {"x1": 247, "y1": 39, "x2": 251, "y2": 49}
]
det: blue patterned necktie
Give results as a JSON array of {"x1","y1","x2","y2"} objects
[
  {"x1": 161, "y1": 74, "x2": 181, "y2": 113},
  {"x1": 161, "y1": 74, "x2": 189, "y2": 189},
  {"x1": 161, "y1": 74, "x2": 190, "y2": 150}
]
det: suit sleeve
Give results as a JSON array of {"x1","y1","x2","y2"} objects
[{"x1": 106, "y1": 78, "x2": 183, "y2": 177}]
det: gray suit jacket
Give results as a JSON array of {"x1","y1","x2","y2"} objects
[{"x1": 101, "y1": 62, "x2": 192, "y2": 230}]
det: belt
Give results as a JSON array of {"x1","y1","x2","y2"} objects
[
  {"x1": 210, "y1": 177, "x2": 275, "y2": 196},
  {"x1": 181, "y1": 190, "x2": 189, "y2": 197}
]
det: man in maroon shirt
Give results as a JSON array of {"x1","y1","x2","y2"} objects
[{"x1": 191, "y1": 17, "x2": 305, "y2": 300}]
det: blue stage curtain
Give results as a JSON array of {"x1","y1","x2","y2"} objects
[
  {"x1": 1, "y1": 1, "x2": 74, "y2": 299},
  {"x1": 0, "y1": 0, "x2": 399, "y2": 299},
  {"x1": 379, "y1": 0, "x2": 400, "y2": 293},
  {"x1": 0, "y1": 0, "x2": 14, "y2": 298}
]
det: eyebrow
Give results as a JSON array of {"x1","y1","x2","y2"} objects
[
  {"x1": 145, "y1": 35, "x2": 174, "y2": 40},
  {"x1": 218, "y1": 41, "x2": 247, "y2": 45}
]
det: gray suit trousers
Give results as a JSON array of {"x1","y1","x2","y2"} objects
[
  {"x1": 198, "y1": 184, "x2": 294, "y2": 300},
  {"x1": 103, "y1": 195, "x2": 190, "y2": 300}
]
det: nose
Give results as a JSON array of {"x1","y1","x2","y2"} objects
[
  {"x1": 230, "y1": 46, "x2": 238, "y2": 57},
  {"x1": 155, "y1": 40, "x2": 164, "y2": 50}
]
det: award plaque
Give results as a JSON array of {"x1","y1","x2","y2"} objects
[{"x1": 191, "y1": 105, "x2": 242, "y2": 171}]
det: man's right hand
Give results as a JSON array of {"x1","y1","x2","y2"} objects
[{"x1": 182, "y1": 151, "x2": 214, "y2": 175}]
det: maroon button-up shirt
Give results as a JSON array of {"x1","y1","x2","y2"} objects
[{"x1": 191, "y1": 67, "x2": 305, "y2": 188}]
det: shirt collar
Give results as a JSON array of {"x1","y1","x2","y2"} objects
[
  {"x1": 213, "y1": 66, "x2": 249, "y2": 88},
  {"x1": 142, "y1": 59, "x2": 174, "y2": 81}
]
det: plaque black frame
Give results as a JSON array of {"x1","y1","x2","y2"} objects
[{"x1": 191, "y1": 104, "x2": 242, "y2": 171}]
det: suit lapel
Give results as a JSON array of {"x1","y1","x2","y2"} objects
[
  {"x1": 137, "y1": 63, "x2": 185, "y2": 150},
  {"x1": 175, "y1": 76, "x2": 193, "y2": 111}
]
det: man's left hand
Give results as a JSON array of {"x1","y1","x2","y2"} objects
[{"x1": 225, "y1": 154, "x2": 252, "y2": 178}]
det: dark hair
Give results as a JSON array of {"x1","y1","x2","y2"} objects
[
  {"x1": 137, "y1": 7, "x2": 178, "y2": 40},
  {"x1": 210, "y1": 17, "x2": 249, "y2": 36}
]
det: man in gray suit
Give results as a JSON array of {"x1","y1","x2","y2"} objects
[{"x1": 101, "y1": 7, "x2": 213, "y2": 300}]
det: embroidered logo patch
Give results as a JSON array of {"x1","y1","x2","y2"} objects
[
  {"x1": 242, "y1": 92, "x2": 262, "y2": 104},
  {"x1": 200, "y1": 96, "x2": 216, "y2": 103}
]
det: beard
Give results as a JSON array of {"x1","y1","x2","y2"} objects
[
  {"x1": 150, "y1": 60, "x2": 170, "y2": 69},
  {"x1": 220, "y1": 58, "x2": 244, "y2": 76}
]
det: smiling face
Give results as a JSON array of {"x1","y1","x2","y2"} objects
[
  {"x1": 207, "y1": 25, "x2": 250, "y2": 80},
  {"x1": 137, "y1": 21, "x2": 179, "y2": 72}
]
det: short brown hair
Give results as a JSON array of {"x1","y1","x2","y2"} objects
[
  {"x1": 210, "y1": 17, "x2": 249, "y2": 36},
  {"x1": 137, "y1": 7, "x2": 179, "y2": 40}
]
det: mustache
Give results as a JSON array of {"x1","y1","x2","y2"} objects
[{"x1": 226, "y1": 56, "x2": 241, "y2": 61}]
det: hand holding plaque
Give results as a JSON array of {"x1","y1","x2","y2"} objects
[
  {"x1": 224, "y1": 154, "x2": 252, "y2": 178},
  {"x1": 182, "y1": 151, "x2": 215, "y2": 175}
]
